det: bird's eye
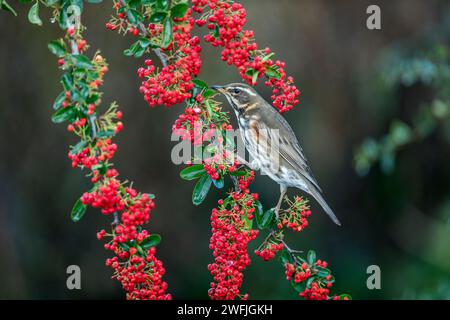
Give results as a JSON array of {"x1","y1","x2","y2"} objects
[{"x1": 232, "y1": 88, "x2": 241, "y2": 94}]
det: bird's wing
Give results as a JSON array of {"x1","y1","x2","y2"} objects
[{"x1": 251, "y1": 108, "x2": 323, "y2": 193}]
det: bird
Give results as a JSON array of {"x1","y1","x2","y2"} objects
[{"x1": 211, "y1": 83, "x2": 341, "y2": 226}]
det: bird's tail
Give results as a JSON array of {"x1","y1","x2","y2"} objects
[{"x1": 307, "y1": 186, "x2": 341, "y2": 226}]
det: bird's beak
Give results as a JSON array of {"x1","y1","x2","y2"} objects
[{"x1": 211, "y1": 85, "x2": 226, "y2": 93}]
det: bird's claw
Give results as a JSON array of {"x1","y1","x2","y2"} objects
[
  {"x1": 249, "y1": 160, "x2": 260, "y2": 171},
  {"x1": 272, "y1": 206, "x2": 280, "y2": 221},
  {"x1": 111, "y1": 212, "x2": 120, "y2": 227}
]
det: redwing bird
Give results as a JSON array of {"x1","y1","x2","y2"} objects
[{"x1": 212, "y1": 83, "x2": 341, "y2": 226}]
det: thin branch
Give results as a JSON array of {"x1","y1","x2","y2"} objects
[{"x1": 119, "y1": 0, "x2": 169, "y2": 67}]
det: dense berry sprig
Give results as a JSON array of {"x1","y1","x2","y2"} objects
[
  {"x1": 283, "y1": 254, "x2": 348, "y2": 300},
  {"x1": 277, "y1": 196, "x2": 312, "y2": 232},
  {"x1": 108, "y1": 2, "x2": 202, "y2": 107},
  {"x1": 138, "y1": 15, "x2": 202, "y2": 107},
  {"x1": 193, "y1": 0, "x2": 300, "y2": 112},
  {"x1": 54, "y1": 26, "x2": 171, "y2": 300},
  {"x1": 208, "y1": 175, "x2": 260, "y2": 300}
]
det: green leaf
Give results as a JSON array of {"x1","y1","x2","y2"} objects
[
  {"x1": 134, "y1": 45, "x2": 146, "y2": 57},
  {"x1": 192, "y1": 173, "x2": 212, "y2": 205},
  {"x1": 86, "y1": 94, "x2": 100, "y2": 104},
  {"x1": 280, "y1": 248, "x2": 294, "y2": 265},
  {"x1": 51, "y1": 106, "x2": 77, "y2": 123},
  {"x1": 203, "y1": 89, "x2": 216, "y2": 99},
  {"x1": 242, "y1": 211, "x2": 253, "y2": 230},
  {"x1": 307, "y1": 250, "x2": 316, "y2": 265},
  {"x1": 170, "y1": 3, "x2": 188, "y2": 19},
  {"x1": 155, "y1": 0, "x2": 168, "y2": 10},
  {"x1": 117, "y1": 242, "x2": 130, "y2": 251},
  {"x1": 252, "y1": 71, "x2": 259, "y2": 84},
  {"x1": 124, "y1": 41, "x2": 139, "y2": 56},
  {"x1": 71, "y1": 199, "x2": 87, "y2": 222},
  {"x1": 161, "y1": 18, "x2": 173, "y2": 48},
  {"x1": 212, "y1": 176, "x2": 224, "y2": 189},
  {"x1": 61, "y1": 73, "x2": 74, "y2": 91},
  {"x1": 139, "y1": 38, "x2": 159, "y2": 49},
  {"x1": 291, "y1": 279, "x2": 306, "y2": 293},
  {"x1": 43, "y1": 0, "x2": 59, "y2": 5},
  {"x1": 126, "y1": 0, "x2": 141, "y2": 7},
  {"x1": 261, "y1": 52, "x2": 275, "y2": 62},
  {"x1": 257, "y1": 208, "x2": 275, "y2": 229},
  {"x1": 1, "y1": 0, "x2": 17, "y2": 16},
  {"x1": 180, "y1": 164, "x2": 205, "y2": 180},
  {"x1": 306, "y1": 277, "x2": 315, "y2": 289},
  {"x1": 96, "y1": 130, "x2": 115, "y2": 138},
  {"x1": 229, "y1": 170, "x2": 246, "y2": 177},
  {"x1": 149, "y1": 11, "x2": 167, "y2": 23},
  {"x1": 136, "y1": 245, "x2": 145, "y2": 256},
  {"x1": 255, "y1": 201, "x2": 264, "y2": 227},
  {"x1": 245, "y1": 68, "x2": 255, "y2": 77},
  {"x1": 70, "y1": 140, "x2": 88, "y2": 155},
  {"x1": 126, "y1": 8, "x2": 143, "y2": 24},
  {"x1": 338, "y1": 294, "x2": 352, "y2": 300},
  {"x1": 124, "y1": 40, "x2": 150, "y2": 57},
  {"x1": 316, "y1": 266, "x2": 331, "y2": 278},
  {"x1": 71, "y1": 54, "x2": 93, "y2": 69},
  {"x1": 48, "y1": 40, "x2": 67, "y2": 58},
  {"x1": 265, "y1": 66, "x2": 282, "y2": 80},
  {"x1": 192, "y1": 79, "x2": 208, "y2": 89},
  {"x1": 92, "y1": 162, "x2": 107, "y2": 175},
  {"x1": 28, "y1": 2, "x2": 42, "y2": 26},
  {"x1": 53, "y1": 91, "x2": 66, "y2": 110},
  {"x1": 140, "y1": 234, "x2": 161, "y2": 249},
  {"x1": 213, "y1": 24, "x2": 220, "y2": 38}
]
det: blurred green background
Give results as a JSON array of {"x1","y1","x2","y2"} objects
[{"x1": 0, "y1": 0, "x2": 449, "y2": 299}]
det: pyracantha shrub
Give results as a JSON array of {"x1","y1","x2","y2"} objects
[
  {"x1": 33, "y1": 11, "x2": 171, "y2": 300},
  {"x1": 5, "y1": 0, "x2": 350, "y2": 300}
]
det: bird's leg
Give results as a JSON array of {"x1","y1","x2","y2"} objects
[
  {"x1": 111, "y1": 212, "x2": 120, "y2": 227},
  {"x1": 274, "y1": 185, "x2": 287, "y2": 220}
]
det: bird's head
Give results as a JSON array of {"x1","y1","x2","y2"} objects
[{"x1": 211, "y1": 83, "x2": 260, "y2": 114}]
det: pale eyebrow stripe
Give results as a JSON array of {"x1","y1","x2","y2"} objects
[{"x1": 236, "y1": 87, "x2": 256, "y2": 96}]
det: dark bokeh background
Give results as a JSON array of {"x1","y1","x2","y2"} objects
[{"x1": 0, "y1": 0, "x2": 449, "y2": 299}]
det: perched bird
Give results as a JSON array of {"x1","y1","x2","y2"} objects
[{"x1": 212, "y1": 83, "x2": 341, "y2": 226}]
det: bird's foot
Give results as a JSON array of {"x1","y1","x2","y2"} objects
[
  {"x1": 111, "y1": 212, "x2": 120, "y2": 227},
  {"x1": 272, "y1": 206, "x2": 280, "y2": 221},
  {"x1": 249, "y1": 160, "x2": 260, "y2": 171}
]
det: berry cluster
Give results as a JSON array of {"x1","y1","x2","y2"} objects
[
  {"x1": 254, "y1": 242, "x2": 284, "y2": 261},
  {"x1": 81, "y1": 178, "x2": 125, "y2": 215},
  {"x1": 99, "y1": 190, "x2": 170, "y2": 300},
  {"x1": 53, "y1": 27, "x2": 170, "y2": 299},
  {"x1": 108, "y1": 3, "x2": 202, "y2": 107},
  {"x1": 277, "y1": 196, "x2": 312, "y2": 232},
  {"x1": 193, "y1": 0, "x2": 300, "y2": 112},
  {"x1": 208, "y1": 176, "x2": 260, "y2": 300},
  {"x1": 138, "y1": 17, "x2": 202, "y2": 107},
  {"x1": 105, "y1": 246, "x2": 170, "y2": 300},
  {"x1": 284, "y1": 257, "x2": 337, "y2": 300}
]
